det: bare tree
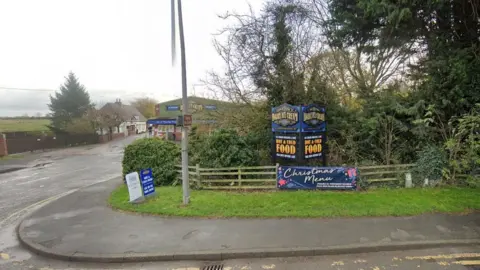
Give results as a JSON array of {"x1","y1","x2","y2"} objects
[{"x1": 204, "y1": 1, "x2": 322, "y2": 105}]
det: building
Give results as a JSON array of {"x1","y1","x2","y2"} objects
[
  {"x1": 148, "y1": 96, "x2": 230, "y2": 139},
  {"x1": 98, "y1": 99, "x2": 147, "y2": 141}
]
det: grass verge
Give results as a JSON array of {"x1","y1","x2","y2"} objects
[{"x1": 109, "y1": 186, "x2": 480, "y2": 218}]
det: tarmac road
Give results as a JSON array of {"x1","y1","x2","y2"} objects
[
  {"x1": 0, "y1": 135, "x2": 141, "y2": 269},
  {"x1": 1, "y1": 246, "x2": 479, "y2": 269}
]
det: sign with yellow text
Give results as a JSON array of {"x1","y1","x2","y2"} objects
[
  {"x1": 271, "y1": 104, "x2": 301, "y2": 133},
  {"x1": 274, "y1": 134, "x2": 299, "y2": 159},
  {"x1": 303, "y1": 134, "x2": 323, "y2": 159},
  {"x1": 301, "y1": 104, "x2": 326, "y2": 132}
]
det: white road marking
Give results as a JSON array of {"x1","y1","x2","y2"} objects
[
  {"x1": 8, "y1": 167, "x2": 89, "y2": 186},
  {"x1": 16, "y1": 177, "x2": 50, "y2": 186},
  {"x1": 11, "y1": 173, "x2": 39, "y2": 180}
]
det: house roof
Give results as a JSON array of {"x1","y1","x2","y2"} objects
[{"x1": 100, "y1": 102, "x2": 147, "y2": 122}]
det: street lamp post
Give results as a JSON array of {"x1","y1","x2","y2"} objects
[{"x1": 171, "y1": 0, "x2": 190, "y2": 205}]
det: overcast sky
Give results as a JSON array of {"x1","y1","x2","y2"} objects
[{"x1": 0, "y1": 0, "x2": 262, "y2": 117}]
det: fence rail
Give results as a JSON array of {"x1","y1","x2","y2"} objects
[
  {"x1": 358, "y1": 164, "x2": 415, "y2": 184},
  {"x1": 175, "y1": 163, "x2": 415, "y2": 190}
]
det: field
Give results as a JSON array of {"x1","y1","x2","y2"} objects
[
  {"x1": 109, "y1": 186, "x2": 480, "y2": 218},
  {"x1": 0, "y1": 118, "x2": 50, "y2": 132}
]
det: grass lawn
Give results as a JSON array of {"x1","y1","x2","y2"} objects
[
  {"x1": 0, "y1": 119, "x2": 50, "y2": 132},
  {"x1": 109, "y1": 186, "x2": 480, "y2": 218}
]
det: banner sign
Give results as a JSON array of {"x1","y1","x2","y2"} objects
[
  {"x1": 204, "y1": 105, "x2": 217, "y2": 110},
  {"x1": 301, "y1": 104, "x2": 326, "y2": 132},
  {"x1": 274, "y1": 134, "x2": 299, "y2": 159},
  {"x1": 140, "y1": 168, "x2": 155, "y2": 197},
  {"x1": 303, "y1": 134, "x2": 323, "y2": 159},
  {"x1": 147, "y1": 119, "x2": 176, "y2": 125},
  {"x1": 165, "y1": 103, "x2": 217, "y2": 112},
  {"x1": 166, "y1": 105, "x2": 181, "y2": 111},
  {"x1": 277, "y1": 166, "x2": 357, "y2": 190},
  {"x1": 271, "y1": 104, "x2": 301, "y2": 133},
  {"x1": 271, "y1": 103, "x2": 327, "y2": 164}
]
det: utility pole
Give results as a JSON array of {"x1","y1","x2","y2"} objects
[{"x1": 177, "y1": 0, "x2": 190, "y2": 205}]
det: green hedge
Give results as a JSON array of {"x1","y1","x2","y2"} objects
[
  {"x1": 189, "y1": 128, "x2": 260, "y2": 168},
  {"x1": 122, "y1": 138, "x2": 180, "y2": 186}
]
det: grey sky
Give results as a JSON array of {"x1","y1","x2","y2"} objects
[{"x1": 0, "y1": 0, "x2": 262, "y2": 116}]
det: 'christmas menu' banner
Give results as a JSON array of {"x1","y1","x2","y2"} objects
[{"x1": 277, "y1": 166, "x2": 357, "y2": 190}]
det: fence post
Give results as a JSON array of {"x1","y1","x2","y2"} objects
[
  {"x1": 196, "y1": 164, "x2": 201, "y2": 188},
  {"x1": 275, "y1": 163, "x2": 279, "y2": 187},
  {"x1": 0, "y1": 134, "x2": 7, "y2": 157},
  {"x1": 405, "y1": 172, "x2": 412, "y2": 188},
  {"x1": 238, "y1": 168, "x2": 242, "y2": 187}
]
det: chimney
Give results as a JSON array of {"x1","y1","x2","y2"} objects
[{"x1": 115, "y1": 98, "x2": 122, "y2": 105}]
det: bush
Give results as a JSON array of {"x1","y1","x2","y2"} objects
[
  {"x1": 413, "y1": 145, "x2": 447, "y2": 186},
  {"x1": 190, "y1": 128, "x2": 260, "y2": 168},
  {"x1": 122, "y1": 138, "x2": 180, "y2": 186}
]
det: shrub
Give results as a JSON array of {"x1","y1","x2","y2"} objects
[
  {"x1": 413, "y1": 145, "x2": 447, "y2": 186},
  {"x1": 190, "y1": 128, "x2": 260, "y2": 168},
  {"x1": 444, "y1": 104, "x2": 480, "y2": 186},
  {"x1": 122, "y1": 137, "x2": 180, "y2": 186}
]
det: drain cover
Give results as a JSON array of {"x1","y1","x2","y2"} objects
[{"x1": 202, "y1": 264, "x2": 224, "y2": 270}]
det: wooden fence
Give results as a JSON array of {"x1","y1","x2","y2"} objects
[{"x1": 176, "y1": 163, "x2": 415, "y2": 190}]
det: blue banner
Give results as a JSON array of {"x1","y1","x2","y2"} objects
[
  {"x1": 271, "y1": 104, "x2": 301, "y2": 133},
  {"x1": 277, "y1": 166, "x2": 357, "y2": 190},
  {"x1": 166, "y1": 105, "x2": 181, "y2": 111},
  {"x1": 204, "y1": 105, "x2": 217, "y2": 110},
  {"x1": 147, "y1": 119, "x2": 176, "y2": 125},
  {"x1": 140, "y1": 168, "x2": 156, "y2": 196},
  {"x1": 301, "y1": 104, "x2": 326, "y2": 132}
]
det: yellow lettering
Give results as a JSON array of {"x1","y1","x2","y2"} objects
[
  {"x1": 303, "y1": 112, "x2": 325, "y2": 122},
  {"x1": 275, "y1": 139, "x2": 297, "y2": 155},
  {"x1": 304, "y1": 136, "x2": 323, "y2": 157},
  {"x1": 272, "y1": 112, "x2": 299, "y2": 122}
]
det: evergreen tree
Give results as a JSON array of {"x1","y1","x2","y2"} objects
[{"x1": 48, "y1": 72, "x2": 92, "y2": 131}]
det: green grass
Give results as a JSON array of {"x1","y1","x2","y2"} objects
[
  {"x1": 0, "y1": 119, "x2": 50, "y2": 132},
  {"x1": 109, "y1": 186, "x2": 480, "y2": 218}
]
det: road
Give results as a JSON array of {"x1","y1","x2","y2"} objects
[
  {"x1": 0, "y1": 135, "x2": 479, "y2": 270},
  {"x1": 0, "y1": 135, "x2": 141, "y2": 269},
  {"x1": 1, "y1": 246, "x2": 479, "y2": 269}
]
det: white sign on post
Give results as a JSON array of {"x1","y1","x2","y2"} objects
[{"x1": 125, "y1": 172, "x2": 144, "y2": 203}]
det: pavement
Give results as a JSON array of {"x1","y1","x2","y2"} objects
[{"x1": 15, "y1": 177, "x2": 480, "y2": 263}]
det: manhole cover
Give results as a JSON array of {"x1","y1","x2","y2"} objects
[{"x1": 202, "y1": 264, "x2": 224, "y2": 270}]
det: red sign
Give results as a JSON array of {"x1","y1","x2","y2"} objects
[{"x1": 183, "y1": 115, "x2": 192, "y2": 127}]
